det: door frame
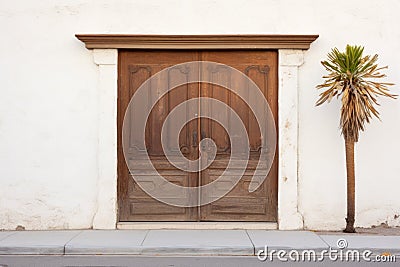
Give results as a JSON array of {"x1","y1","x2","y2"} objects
[{"x1": 76, "y1": 34, "x2": 318, "y2": 230}]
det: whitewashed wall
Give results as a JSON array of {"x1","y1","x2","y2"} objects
[{"x1": 1, "y1": 0, "x2": 399, "y2": 230}]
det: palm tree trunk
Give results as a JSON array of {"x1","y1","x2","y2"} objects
[{"x1": 344, "y1": 137, "x2": 356, "y2": 233}]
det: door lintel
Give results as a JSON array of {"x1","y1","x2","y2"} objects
[{"x1": 76, "y1": 34, "x2": 318, "y2": 50}]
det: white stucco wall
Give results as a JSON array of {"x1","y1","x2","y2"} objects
[{"x1": 1, "y1": 0, "x2": 400, "y2": 230}]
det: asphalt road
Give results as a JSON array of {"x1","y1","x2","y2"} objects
[{"x1": 0, "y1": 256, "x2": 398, "y2": 267}]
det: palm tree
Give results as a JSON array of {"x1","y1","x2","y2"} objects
[{"x1": 316, "y1": 45, "x2": 396, "y2": 233}]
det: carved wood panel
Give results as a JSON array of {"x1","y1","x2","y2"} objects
[
  {"x1": 199, "y1": 51, "x2": 278, "y2": 221},
  {"x1": 118, "y1": 51, "x2": 200, "y2": 221}
]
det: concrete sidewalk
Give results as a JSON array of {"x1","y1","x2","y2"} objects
[{"x1": 0, "y1": 230, "x2": 399, "y2": 256}]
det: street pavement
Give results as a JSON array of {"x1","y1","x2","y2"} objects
[{"x1": 0, "y1": 230, "x2": 399, "y2": 266}]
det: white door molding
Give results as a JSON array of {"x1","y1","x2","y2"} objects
[
  {"x1": 277, "y1": 49, "x2": 304, "y2": 230},
  {"x1": 92, "y1": 49, "x2": 118, "y2": 229}
]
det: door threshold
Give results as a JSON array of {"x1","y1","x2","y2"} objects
[{"x1": 117, "y1": 222, "x2": 278, "y2": 230}]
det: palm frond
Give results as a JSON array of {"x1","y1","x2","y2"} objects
[{"x1": 316, "y1": 45, "x2": 397, "y2": 142}]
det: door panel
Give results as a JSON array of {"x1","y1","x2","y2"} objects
[
  {"x1": 118, "y1": 50, "x2": 200, "y2": 221},
  {"x1": 199, "y1": 51, "x2": 278, "y2": 221},
  {"x1": 118, "y1": 50, "x2": 278, "y2": 222}
]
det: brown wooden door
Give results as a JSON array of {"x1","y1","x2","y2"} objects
[
  {"x1": 118, "y1": 50, "x2": 278, "y2": 222},
  {"x1": 118, "y1": 50, "x2": 201, "y2": 221},
  {"x1": 199, "y1": 51, "x2": 278, "y2": 221}
]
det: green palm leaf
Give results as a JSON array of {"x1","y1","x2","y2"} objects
[{"x1": 316, "y1": 45, "x2": 396, "y2": 142}]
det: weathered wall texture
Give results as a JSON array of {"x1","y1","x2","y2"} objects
[{"x1": 1, "y1": 0, "x2": 400, "y2": 230}]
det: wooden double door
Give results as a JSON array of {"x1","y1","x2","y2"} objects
[{"x1": 118, "y1": 50, "x2": 278, "y2": 222}]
